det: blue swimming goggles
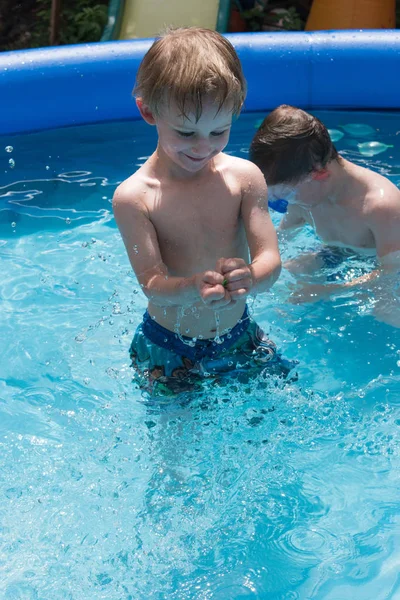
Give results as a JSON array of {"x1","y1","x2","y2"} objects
[{"x1": 268, "y1": 198, "x2": 288, "y2": 213}]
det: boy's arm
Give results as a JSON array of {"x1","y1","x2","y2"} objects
[
  {"x1": 369, "y1": 194, "x2": 400, "y2": 267},
  {"x1": 241, "y1": 164, "x2": 282, "y2": 294},
  {"x1": 113, "y1": 184, "x2": 229, "y2": 308},
  {"x1": 336, "y1": 192, "x2": 400, "y2": 287},
  {"x1": 290, "y1": 194, "x2": 400, "y2": 303},
  {"x1": 278, "y1": 204, "x2": 306, "y2": 233}
]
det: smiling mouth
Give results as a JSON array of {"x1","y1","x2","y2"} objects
[{"x1": 184, "y1": 154, "x2": 209, "y2": 162}]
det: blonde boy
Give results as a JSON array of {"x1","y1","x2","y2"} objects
[{"x1": 113, "y1": 28, "x2": 291, "y2": 395}]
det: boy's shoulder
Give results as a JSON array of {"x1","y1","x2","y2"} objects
[
  {"x1": 112, "y1": 165, "x2": 156, "y2": 211},
  {"x1": 219, "y1": 153, "x2": 267, "y2": 186},
  {"x1": 220, "y1": 152, "x2": 263, "y2": 172},
  {"x1": 364, "y1": 168, "x2": 400, "y2": 202},
  {"x1": 359, "y1": 166, "x2": 400, "y2": 219}
]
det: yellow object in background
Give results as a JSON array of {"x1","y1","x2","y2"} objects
[
  {"x1": 306, "y1": 0, "x2": 396, "y2": 30},
  {"x1": 120, "y1": 0, "x2": 221, "y2": 39},
  {"x1": 101, "y1": 0, "x2": 230, "y2": 42}
]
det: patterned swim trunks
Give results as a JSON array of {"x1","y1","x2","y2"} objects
[{"x1": 129, "y1": 307, "x2": 295, "y2": 398}]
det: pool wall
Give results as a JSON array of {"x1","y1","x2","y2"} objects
[{"x1": 1, "y1": 30, "x2": 400, "y2": 135}]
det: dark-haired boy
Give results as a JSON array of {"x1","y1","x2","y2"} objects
[{"x1": 250, "y1": 105, "x2": 400, "y2": 311}]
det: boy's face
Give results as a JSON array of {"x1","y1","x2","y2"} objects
[
  {"x1": 152, "y1": 98, "x2": 233, "y2": 174},
  {"x1": 268, "y1": 176, "x2": 322, "y2": 209}
]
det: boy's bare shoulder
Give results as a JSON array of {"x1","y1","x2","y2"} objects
[
  {"x1": 364, "y1": 169, "x2": 400, "y2": 215},
  {"x1": 112, "y1": 167, "x2": 157, "y2": 214},
  {"x1": 218, "y1": 153, "x2": 267, "y2": 188},
  {"x1": 220, "y1": 152, "x2": 264, "y2": 174}
]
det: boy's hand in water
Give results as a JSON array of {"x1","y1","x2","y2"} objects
[
  {"x1": 195, "y1": 270, "x2": 233, "y2": 308},
  {"x1": 216, "y1": 258, "x2": 253, "y2": 300},
  {"x1": 289, "y1": 281, "x2": 341, "y2": 304}
]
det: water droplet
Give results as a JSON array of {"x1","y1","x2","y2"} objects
[
  {"x1": 5, "y1": 145, "x2": 13, "y2": 153},
  {"x1": 328, "y1": 129, "x2": 344, "y2": 143},
  {"x1": 8, "y1": 158, "x2": 15, "y2": 168},
  {"x1": 133, "y1": 245, "x2": 139, "y2": 254},
  {"x1": 65, "y1": 218, "x2": 71, "y2": 224},
  {"x1": 11, "y1": 221, "x2": 16, "y2": 228},
  {"x1": 45, "y1": 165, "x2": 50, "y2": 170},
  {"x1": 357, "y1": 141, "x2": 393, "y2": 157}
]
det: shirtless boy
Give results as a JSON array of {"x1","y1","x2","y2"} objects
[
  {"x1": 113, "y1": 28, "x2": 291, "y2": 396},
  {"x1": 250, "y1": 105, "x2": 400, "y2": 308}
]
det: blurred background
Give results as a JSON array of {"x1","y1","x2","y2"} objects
[{"x1": 0, "y1": 0, "x2": 399, "y2": 52}]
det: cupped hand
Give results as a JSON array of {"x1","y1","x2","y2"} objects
[
  {"x1": 195, "y1": 270, "x2": 233, "y2": 309},
  {"x1": 216, "y1": 257, "x2": 253, "y2": 300}
]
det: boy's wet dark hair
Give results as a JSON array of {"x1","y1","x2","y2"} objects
[{"x1": 249, "y1": 105, "x2": 340, "y2": 185}]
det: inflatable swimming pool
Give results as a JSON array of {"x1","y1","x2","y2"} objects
[
  {"x1": 1, "y1": 30, "x2": 400, "y2": 136},
  {"x1": 2, "y1": 30, "x2": 400, "y2": 599}
]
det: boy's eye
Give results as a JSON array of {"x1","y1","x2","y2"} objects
[
  {"x1": 210, "y1": 130, "x2": 228, "y2": 137},
  {"x1": 176, "y1": 131, "x2": 194, "y2": 137}
]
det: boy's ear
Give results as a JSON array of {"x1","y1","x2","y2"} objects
[
  {"x1": 136, "y1": 98, "x2": 156, "y2": 125},
  {"x1": 311, "y1": 168, "x2": 330, "y2": 182}
]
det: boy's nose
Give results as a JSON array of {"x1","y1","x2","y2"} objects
[{"x1": 191, "y1": 138, "x2": 212, "y2": 156}]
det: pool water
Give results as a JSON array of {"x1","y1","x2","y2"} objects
[{"x1": 1, "y1": 111, "x2": 400, "y2": 599}]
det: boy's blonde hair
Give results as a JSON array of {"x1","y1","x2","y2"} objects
[{"x1": 133, "y1": 27, "x2": 246, "y2": 120}]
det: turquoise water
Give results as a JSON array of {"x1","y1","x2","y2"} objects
[{"x1": 1, "y1": 112, "x2": 400, "y2": 599}]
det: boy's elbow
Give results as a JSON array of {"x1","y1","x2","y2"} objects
[
  {"x1": 263, "y1": 252, "x2": 282, "y2": 289},
  {"x1": 251, "y1": 252, "x2": 282, "y2": 292},
  {"x1": 141, "y1": 274, "x2": 163, "y2": 303},
  {"x1": 271, "y1": 255, "x2": 282, "y2": 283}
]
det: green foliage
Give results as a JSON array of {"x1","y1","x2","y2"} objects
[
  {"x1": 242, "y1": 3, "x2": 305, "y2": 32},
  {"x1": 32, "y1": 0, "x2": 108, "y2": 47},
  {"x1": 269, "y1": 6, "x2": 304, "y2": 31},
  {"x1": 242, "y1": 6, "x2": 265, "y2": 32}
]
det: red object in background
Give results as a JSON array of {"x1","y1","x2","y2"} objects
[{"x1": 229, "y1": 7, "x2": 247, "y2": 32}]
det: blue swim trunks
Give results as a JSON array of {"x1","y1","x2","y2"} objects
[
  {"x1": 129, "y1": 307, "x2": 294, "y2": 397},
  {"x1": 318, "y1": 246, "x2": 376, "y2": 282}
]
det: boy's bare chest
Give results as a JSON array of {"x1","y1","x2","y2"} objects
[
  {"x1": 149, "y1": 185, "x2": 242, "y2": 248},
  {"x1": 309, "y1": 204, "x2": 375, "y2": 249}
]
